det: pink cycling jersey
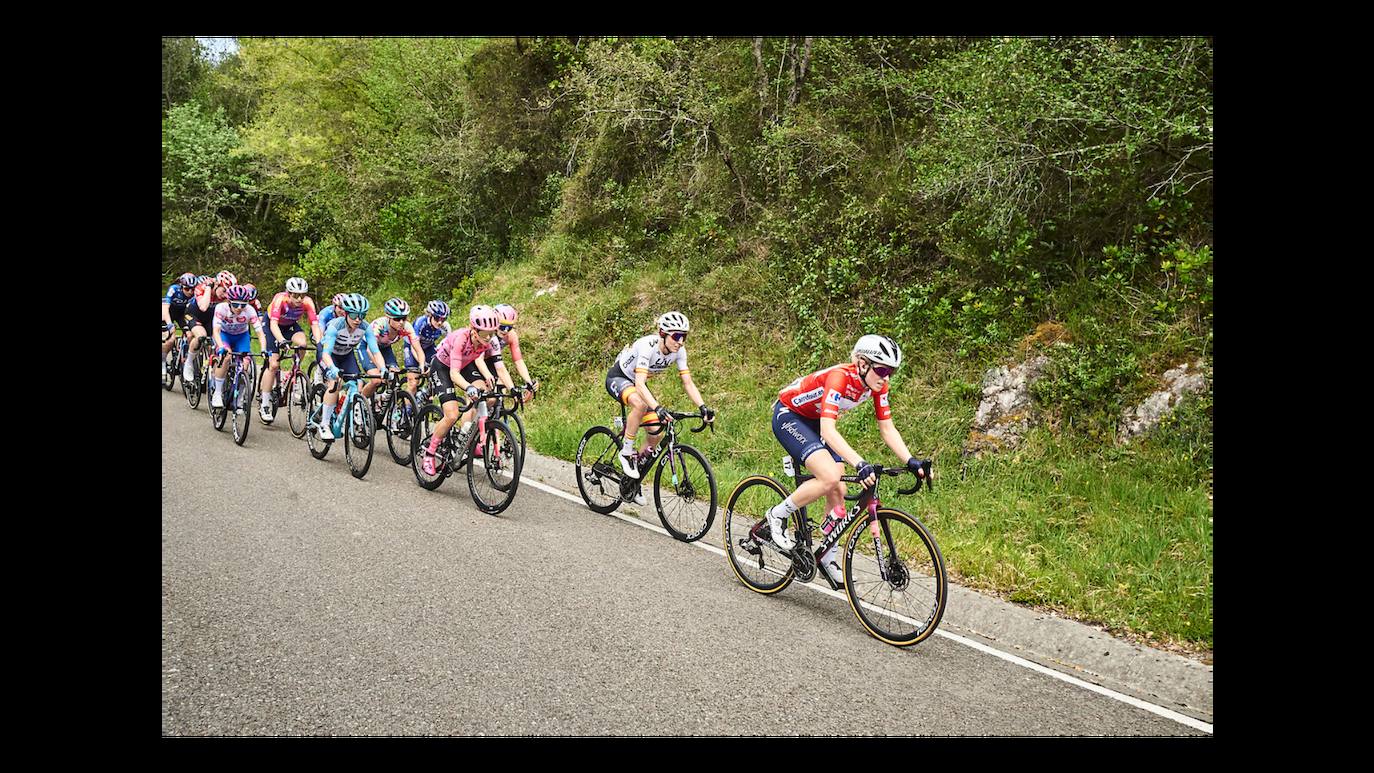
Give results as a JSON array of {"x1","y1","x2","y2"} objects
[
  {"x1": 267, "y1": 292, "x2": 319, "y2": 325},
  {"x1": 434, "y1": 327, "x2": 501, "y2": 369},
  {"x1": 777, "y1": 362, "x2": 891, "y2": 421}
]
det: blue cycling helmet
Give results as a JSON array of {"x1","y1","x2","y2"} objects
[
  {"x1": 426, "y1": 300, "x2": 450, "y2": 319},
  {"x1": 383, "y1": 298, "x2": 410, "y2": 319}
]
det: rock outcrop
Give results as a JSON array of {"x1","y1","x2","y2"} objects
[
  {"x1": 966, "y1": 355, "x2": 1050, "y2": 456},
  {"x1": 1117, "y1": 360, "x2": 1208, "y2": 444}
]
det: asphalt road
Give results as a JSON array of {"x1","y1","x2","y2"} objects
[{"x1": 161, "y1": 389, "x2": 1207, "y2": 736}]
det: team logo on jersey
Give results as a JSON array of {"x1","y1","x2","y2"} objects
[
  {"x1": 880, "y1": 393, "x2": 889, "y2": 408},
  {"x1": 791, "y1": 387, "x2": 824, "y2": 407},
  {"x1": 828, "y1": 391, "x2": 843, "y2": 404}
]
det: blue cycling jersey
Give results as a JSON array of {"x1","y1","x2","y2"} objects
[
  {"x1": 412, "y1": 314, "x2": 452, "y2": 349},
  {"x1": 163, "y1": 284, "x2": 193, "y2": 307},
  {"x1": 321, "y1": 315, "x2": 381, "y2": 359}
]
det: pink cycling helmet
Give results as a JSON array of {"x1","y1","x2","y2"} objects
[
  {"x1": 332, "y1": 293, "x2": 347, "y2": 308},
  {"x1": 494, "y1": 304, "x2": 518, "y2": 325},
  {"x1": 216, "y1": 270, "x2": 238, "y2": 288},
  {"x1": 469, "y1": 304, "x2": 500, "y2": 332},
  {"x1": 225, "y1": 284, "x2": 252, "y2": 302}
]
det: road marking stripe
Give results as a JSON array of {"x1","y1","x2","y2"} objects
[{"x1": 519, "y1": 474, "x2": 1213, "y2": 735}]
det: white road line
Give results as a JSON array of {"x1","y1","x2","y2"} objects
[{"x1": 520, "y1": 473, "x2": 1214, "y2": 735}]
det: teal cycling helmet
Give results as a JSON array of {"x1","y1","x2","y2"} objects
[
  {"x1": 340, "y1": 293, "x2": 371, "y2": 316},
  {"x1": 383, "y1": 298, "x2": 410, "y2": 319}
]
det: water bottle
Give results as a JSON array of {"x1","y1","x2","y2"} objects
[
  {"x1": 614, "y1": 416, "x2": 625, "y2": 434},
  {"x1": 782, "y1": 455, "x2": 795, "y2": 478}
]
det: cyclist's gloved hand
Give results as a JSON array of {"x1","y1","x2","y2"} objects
[
  {"x1": 855, "y1": 460, "x2": 877, "y2": 486},
  {"x1": 699, "y1": 404, "x2": 715, "y2": 423},
  {"x1": 216, "y1": 346, "x2": 229, "y2": 357},
  {"x1": 466, "y1": 385, "x2": 481, "y2": 400},
  {"x1": 164, "y1": 322, "x2": 174, "y2": 332},
  {"x1": 325, "y1": 365, "x2": 340, "y2": 380},
  {"x1": 907, "y1": 457, "x2": 928, "y2": 478},
  {"x1": 657, "y1": 407, "x2": 674, "y2": 423},
  {"x1": 278, "y1": 342, "x2": 292, "y2": 354}
]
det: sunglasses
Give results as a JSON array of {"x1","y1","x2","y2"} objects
[
  {"x1": 229, "y1": 302, "x2": 247, "y2": 310},
  {"x1": 668, "y1": 332, "x2": 688, "y2": 342},
  {"x1": 869, "y1": 364, "x2": 894, "y2": 379},
  {"x1": 499, "y1": 324, "x2": 515, "y2": 333},
  {"x1": 346, "y1": 312, "x2": 365, "y2": 321},
  {"x1": 289, "y1": 293, "x2": 305, "y2": 301}
]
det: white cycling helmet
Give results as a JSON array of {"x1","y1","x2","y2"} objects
[
  {"x1": 285, "y1": 276, "x2": 309, "y2": 293},
  {"x1": 852, "y1": 334, "x2": 902, "y2": 369},
  {"x1": 657, "y1": 311, "x2": 690, "y2": 334}
]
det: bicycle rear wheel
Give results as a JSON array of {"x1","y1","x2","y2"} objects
[
  {"x1": 723, "y1": 476, "x2": 795, "y2": 594},
  {"x1": 652, "y1": 444, "x2": 717, "y2": 542},
  {"x1": 410, "y1": 403, "x2": 448, "y2": 490},
  {"x1": 305, "y1": 385, "x2": 331, "y2": 459},
  {"x1": 504, "y1": 408, "x2": 527, "y2": 466},
  {"x1": 386, "y1": 390, "x2": 418, "y2": 466},
  {"x1": 467, "y1": 418, "x2": 521, "y2": 514},
  {"x1": 344, "y1": 395, "x2": 375, "y2": 479},
  {"x1": 574, "y1": 426, "x2": 624, "y2": 514},
  {"x1": 843, "y1": 508, "x2": 947, "y2": 647}
]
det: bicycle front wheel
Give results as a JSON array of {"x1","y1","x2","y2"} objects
[
  {"x1": 574, "y1": 426, "x2": 623, "y2": 514},
  {"x1": 344, "y1": 396, "x2": 375, "y2": 479},
  {"x1": 843, "y1": 508, "x2": 947, "y2": 647},
  {"x1": 652, "y1": 444, "x2": 717, "y2": 542},
  {"x1": 231, "y1": 369, "x2": 253, "y2": 446},
  {"x1": 182, "y1": 350, "x2": 202, "y2": 409},
  {"x1": 286, "y1": 375, "x2": 309, "y2": 438},
  {"x1": 386, "y1": 390, "x2": 418, "y2": 466},
  {"x1": 723, "y1": 475, "x2": 795, "y2": 594},
  {"x1": 467, "y1": 418, "x2": 522, "y2": 514}
]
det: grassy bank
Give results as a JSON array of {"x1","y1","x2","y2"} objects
[{"x1": 470, "y1": 257, "x2": 1214, "y2": 654}]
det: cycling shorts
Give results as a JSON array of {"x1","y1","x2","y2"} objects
[{"x1": 772, "y1": 400, "x2": 842, "y2": 468}]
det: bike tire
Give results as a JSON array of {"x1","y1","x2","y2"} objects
[
  {"x1": 409, "y1": 403, "x2": 447, "y2": 491},
  {"x1": 286, "y1": 374, "x2": 309, "y2": 439},
  {"x1": 184, "y1": 348, "x2": 205, "y2": 409},
  {"x1": 305, "y1": 384, "x2": 331, "y2": 459},
  {"x1": 385, "y1": 390, "x2": 418, "y2": 466},
  {"x1": 842, "y1": 507, "x2": 947, "y2": 647},
  {"x1": 652, "y1": 443, "x2": 717, "y2": 542},
  {"x1": 232, "y1": 368, "x2": 253, "y2": 446},
  {"x1": 344, "y1": 394, "x2": 375, "y2": 479},
  {"x1": 467, "y1": 418, "x2": 522, "y2": 514},
  {"x1": 722, "y1": 475, "x2": 795, "y2": 594},
  {"x1": 574, "y1": 426, "x2": 624, "y2": 515},
  {"x1": 162, "y1": 346, "x2": 178, "y2": 391},
  {"x1": 210, "y1": 377, "x2": 227, "y2": 431},
  {"x1": 504, "y1": 408, "x2": 527, "y2": 466}
]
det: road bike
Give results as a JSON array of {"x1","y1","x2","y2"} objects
[
  {"x1": 574, "y1": 405, "x2": 717, "y2": 542},
  {"x1": 373, "y1": 365, "x2": 422, "y2": 466},
  {"x1": 722, "y1": 459, "x2": 946, "y2": 647},
  {"x1": 162, "y1": 325, "x2": 182, "y2": 391},
  {"x1": 260, "y1": 344, "x2": 314, "y2": 433},
  {"x1": 409, "y1": 386, "x2": 523, "y2": 515},
  {"x1": 487, "y1": 383, "x2": 531, "y2": 467},
  {"x1": 209, "y1": 351, "x2": 265, "y2": 446},
  {"x1": 305, "y1": 371, "x2": 383, "y2": 479},
  {"x1": 181, "y1": 333, "x2": 212, "y2": 410}
]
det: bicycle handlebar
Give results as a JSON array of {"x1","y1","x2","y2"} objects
[{"x1": 832, "y1": 462, "x2": 933, "y2": 499}]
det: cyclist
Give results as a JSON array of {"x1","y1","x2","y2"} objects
[
  {"x1": 162, "y1": 272, "x2": 197, "y2": 379},
  {"x1": 605, "y1": 312, "x2": 715, "y2": 500},
  {"x1": 368, "y1": 297, "x2": 426, "y2": 409},
  {"x1": 407, "y1": 300, "x2": 451, "y2": 397},
  {"x1": 258, "y1": 277, "x2": 323, "y2": 421},
  {"x1": 184, "y1": 271, "x2": 236, "y2": 385},
  {"x1": 491, "y1": 304, "x2": 539, "y2": 403},
  {"x1": 419, "y1": 305, "x2": 503, "y2": 477},
  {"x1": 314, "y1": 293, "x2": 348, "y2": 385},
  {"x1": 317, "y1": 293, "x2": 386, "y2": 441},
  {"x1": 765, "y1": 334, "x2": 928, "y2": 584},
  {"x1": 209, "y1": 284, "x2": 268, "y2": 410},
  {"x1": 241, "y1": 283, "x2": 263, "y2": 315}
]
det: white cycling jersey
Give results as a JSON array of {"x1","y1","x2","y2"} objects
[{"x1": 616, "y1": 334, "x2": 689, "y2": 377}]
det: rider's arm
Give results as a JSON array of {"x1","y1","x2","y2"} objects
[
  {"x1": 877, "y1": 417, "x2": 916, "y2": 463},
  {"x1": 680, "y1": 372, "x2": 705, "y2": 411},
  {"x1": 364, "y1": 325, "x2": 385, "y2": 373},
  {"x1": 320, "y1": 321, "x2": 339, "y2": 370},
  {"x1": 494, "y1": 359, "x2": 514, "y2": 390}
]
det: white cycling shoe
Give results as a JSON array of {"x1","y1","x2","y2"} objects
[
  {"x1": 210, "y1": 389, "x2": 225, "y2": 409},
  {"x1": 618, "y1": 451, "x2": 640, "y2": 480},
  {"x1": 765, "y1": 505, "x2": 795, "y2": 551},
  {"x1": 318, "y1": 422, "x2": 335, "y2": 440}
]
